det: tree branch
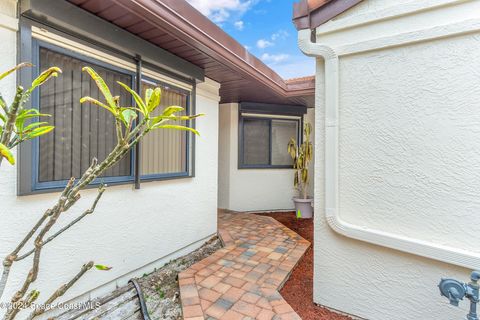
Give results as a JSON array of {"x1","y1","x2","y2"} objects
[
  {"x1": 16, "y1": 186, "x2": 106, "y2": 262},
  {"x1": 26, "y1": 262, "x2": 94, "y2": 320},
  {"x1": 0, "y1": 86, "x2": 23, "y2": 146},
  {"x1": 0, "y1": 69, "x2": 198, "y2": 319}
]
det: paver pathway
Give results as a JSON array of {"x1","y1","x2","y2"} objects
[{"x1": 179, "y1": 212, "x2": 310, "y2": 320}]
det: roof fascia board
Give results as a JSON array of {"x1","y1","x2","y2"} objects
[
  {"x1": 20, "y1": 0, "x2": 205, "y2": 82},
  {"x1": 240, "y1": 102, "x2": 307, "y2": 116}
]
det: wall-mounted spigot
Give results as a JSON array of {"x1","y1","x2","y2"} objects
[{"x1": 439, "y1": 271, "x2": 480, "y2": 320}]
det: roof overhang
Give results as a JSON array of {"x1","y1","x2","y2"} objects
[
  {"x1": 23, "y1": 0, "x2": 315, "y2": 107},
  {"x1": 21, "y1": 0, "x2": 205, "y2": 82}
]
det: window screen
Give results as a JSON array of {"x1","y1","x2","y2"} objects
[
  {"x1": 243, "y1": 118, "x2": 270, "y2": 165},
  {"x1": 240, "y1": 115, "x2": 300, "y2": 168},
  {"x1": 38, "y1": 47, "x2": 133, "y2": 183},
  {"x1": 271, "y1": 120, "x2": 298, "y2": 166},
  {"x1": 140, "y1": 80, "x2": 189, "y2": 177}
]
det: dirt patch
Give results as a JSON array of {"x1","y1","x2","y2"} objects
[
  {"x1": 256, "y1": 211, "x2": 352, "y2": 320},
  {"x1": 136, "y1": 237, "x2": 222, "y2": 320}
]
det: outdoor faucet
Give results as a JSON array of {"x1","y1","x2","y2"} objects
[{"x1": 439, "y1": 271, "x2": 480, "y2": 320}]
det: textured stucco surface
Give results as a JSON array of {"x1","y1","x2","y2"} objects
[
  {"x1": 0, "y1": 11, "x2": 220, "y2": 315},
  {"x1": 0, "y1": 1, "x2": 17, "y2": 105},
  {"x1": 311, "y1": 1, "x2": 479, "y2": 319},
  {"x1": 339, "y1": 33, "x2": 480, "y2": 254},
  {"x1": 218, "y1": 103, "x2": 315, "y2": 212}
]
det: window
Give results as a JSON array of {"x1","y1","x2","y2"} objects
[
  {"x1": 239, "y1": 114, "x2": 301, "y2": 169},
  {"x1": 30, "y1": 42, "x2": 193, "y2": 192},
  {"x1": 37, "y1": 46, "x2": 134, "y2": 188},
  {"x1": 140, "y1": 79, "x2": 190, "y2": 179}
]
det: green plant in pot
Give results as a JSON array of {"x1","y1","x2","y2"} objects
[{"x1": 288, "y1": 122, "x2": 313, "y2": 218}]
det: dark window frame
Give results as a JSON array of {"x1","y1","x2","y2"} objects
[
  {"x1": 138, "y1": 76, "x2": 193, "y2": 182},
  {"x1": 238, "y1": 113, "x2": 303, "y2": 169},
  {"x1": 19, "y1": 37, "x2": 196, "y2": 195},
  {"x1": 31, "y1": 40, "x2": 136, "y2": 192}
]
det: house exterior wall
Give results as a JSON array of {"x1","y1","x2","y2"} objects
[
  {"x1": 0, "y1": 0, "x2": 17, "y2": 108},
  {"x1": 218, "y1": 103, "x2": 315, "y2": 212},
  {"x1": 308, "y1": 1, "x2": 480, "y2": 319},
  {"x1": 0, "y1": 3, "x2": 220, "y2": 315}
]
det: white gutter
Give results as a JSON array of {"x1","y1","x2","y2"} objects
[{"x1": 298, "y1": 28, "x2": 480, "y2": 270}]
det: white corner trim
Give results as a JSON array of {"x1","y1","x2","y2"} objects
[
  {"x1": 298, "y1": 29, "x2": 480, "y2": 270},
  {"x1": 0, "y1": 13, "x2": 18, "y2": 32},
  {"x1": 336, "y1": 18, "x2": 480, "y2": 57},
  {"x1": 316, "y1": 0, "x2": 470, "y2": 36},
  {"x1": 196, "y1": 77, "x2": 221, "y2": 102}
]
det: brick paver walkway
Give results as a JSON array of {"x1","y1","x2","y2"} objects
[{"x1": 179, "y1": 212, "x2": 310, "y2": 320}]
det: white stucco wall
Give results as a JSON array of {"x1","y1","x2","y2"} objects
[
  {"x1": 0, "y1": 0, "x2": 17, "y2": 107},
  {"x1": 308, "y1": 1, "x2": 480, "y2": 319},
  {"x1": 218, "y1": 103, "x2": 315, "y2": 212},
  {"x1": 0, "y1": 5, "x2": 220, "y2": 317}
]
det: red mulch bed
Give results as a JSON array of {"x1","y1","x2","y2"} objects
[{"x1": 256, "y1": 212, "x2": 351, "y2": 320}]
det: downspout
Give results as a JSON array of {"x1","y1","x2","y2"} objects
[
  {"x1": 134, "y1": 55, "x2": 142, "y2": 190},
  {"x1": 298, "y1": 28, "x2": 480, "y2": 270}
]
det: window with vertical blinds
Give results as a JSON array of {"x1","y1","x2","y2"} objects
[
  {"x1": 140, "y1": 80, "x2": 189, "y2": 178},
  {"x1": 38, "y1": 47, "x2": 133, "y2": 184},
  {"x1": 32, "y1": 44, "x2": 193, "y2": 191}
]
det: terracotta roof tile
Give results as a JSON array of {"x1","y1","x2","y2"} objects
[{"x1": 285, "y1": 76, "x2": 315, "y2": 83}]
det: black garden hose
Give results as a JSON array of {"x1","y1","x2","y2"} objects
[{"x1": 129, "y1": 278, "x2": 151, "y2": 320}]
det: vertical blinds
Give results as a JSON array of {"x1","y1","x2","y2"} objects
[
  {"x1": 140, "y1": 81, "x2": 188, "y2": 176},
  {"x1": 38, "y1": 47, "x2": 132, "y2": 182}
]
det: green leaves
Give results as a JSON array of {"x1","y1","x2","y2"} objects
[
  {"x1": 146, "y1": 87, "x2": 161, "y2": 112},
  {"x1": 25, "y1": 126, "x2": 54, "y2": 139},
  {"x1": 14, "y1": 109, "x2": 53, "y2": 141},
  {"x1": 287, "y1": 137, "x2": 297, "y2": 160},
  {"x1": 82, "y1": 67, "x2": 116, "y2": 110},
  {"x1": 289, "y1": 122, "x2": 313, "y2": 198},
  {"x1": 151, "y1": 113, "x2": 204, "y2": 125},
  {"x1": 120, "y1": 109, "x2": 137, "y2": 126},
  {"x1": 0, "y1": 63, "x2": 59, "y2": 169},
  {"x1": 80, "y1": 96, "x2": 115, "y2": 114},
  {"x1": 29, "y1": 67, "x2": 62, "y2": 93},
  {"x1": 94, "y1": 264, "x2": 112, "y2": 271},
  {"x1": 117, "y1": 81, "x2": 147, "y2": 116},
  {"x1": 81, "y1": 66, "x2": 204, "y2": 146},
  {"x1": 162, "y1": 106, "x2": 184, "y2": 117},
  {"x1": 0, "y1": 62, "x2": 33, "y2": 81},
  {"x1": 296, "y1": 209, "x2": 302, "y2": 219},
  {"x1": 0, "y1": 143, "x2": 14, "y2": 165},
  {"x1": 150, "y1": 124, "x2": 200, "y2": 136}
]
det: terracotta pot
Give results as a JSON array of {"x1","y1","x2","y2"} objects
[{"x1": 293, "y1": 198, "x2": 313, "y2": 219}]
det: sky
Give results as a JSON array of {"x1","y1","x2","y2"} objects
[{"x1": 185, "y1": 0, "x2": 315, "y2": 79}]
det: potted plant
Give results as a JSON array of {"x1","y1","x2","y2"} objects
[{"x1": 288, "y1": 122, "x2": 313, "y2": 218}]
